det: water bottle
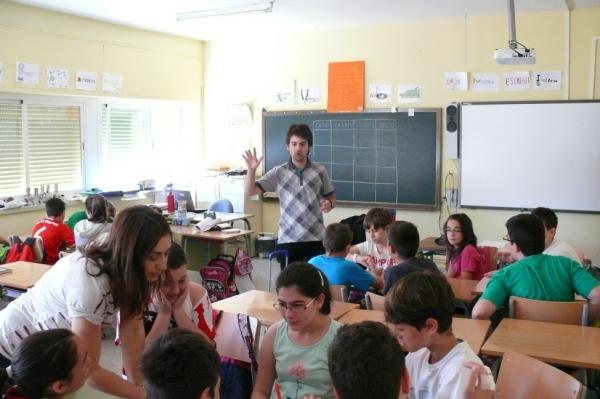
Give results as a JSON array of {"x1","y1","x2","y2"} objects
[{"x1": 167, "y1": 191, "x2": 175, "y2": 213}]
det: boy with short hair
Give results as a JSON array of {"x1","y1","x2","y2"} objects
[
  {"x1": 472, "y1": 214, "x2": 600, "y2": 320},
  {"x1": 531, "y1": 206, "x2": 581, "y2": 264},
  {"x1": 31, "y1": 197, "x2": 74, "y2": 265},
  {"x1": 328, "y1": 321, "x2": 408, "y2": 399},
  {"x1": 347, "y1": 207, "x2": 396, "y2": 270},
  {"x1": 309, "y1": 223, "x2": 383, "y2": 296},
  {"x1": 383, "y1": 221, "x2": 440, "y2": 294},
  {"x1": 141, "y1": 328, "x2": 220, "y2": 399},
  {"x1": 385, "y1": 271, "x2": 494, "y2": 398}
]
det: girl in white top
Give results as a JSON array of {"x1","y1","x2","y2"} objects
[
  {"x1": 73, "y1": 194, "x2": 112, "y2": 249},
  {"x1": 144, "y1": 242, "x2": 215, "y2": 345},
  {"x1": 347, "y1": 207, "x2": 397, "y2": 271},
  {"x1": 0, "y1": 205, "x2": 173, "y2": 399}
]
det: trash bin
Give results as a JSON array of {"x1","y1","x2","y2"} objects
[{"x1": 256, "y1": 232, "x2": 277, "y2": 258}]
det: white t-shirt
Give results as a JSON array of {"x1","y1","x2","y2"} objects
[
  {"x1": 356, "y1": 240, "x2": 397, "y2": 269},
  {"x1": 544, "y1": 239, "x2": 581, "y2": 265},
  {"x1": 0, "y1": 252, "x2": 114, "y2": 359},
  {"x1": 406, "y1": 341, "x2": 494, "y2": 399}
]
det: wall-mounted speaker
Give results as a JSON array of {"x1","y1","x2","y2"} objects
[{"x1": 445, "y1": 103, "x2": 459, "y2": 159}]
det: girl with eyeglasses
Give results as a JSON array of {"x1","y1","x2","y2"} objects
[
  {"x1": 444, "y1": 213, "x2": 486, "y2": 280},
  {"x1": 252, "y1": 262, "x2": 340, "y2": 399}
]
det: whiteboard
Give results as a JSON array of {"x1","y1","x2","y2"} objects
[{"x1": 460, "y1": 101, "x2": 600, "y2": 213}]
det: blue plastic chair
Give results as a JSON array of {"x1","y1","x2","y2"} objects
[{"x1": 208, "y1": 198, "x2": 234, "y2": 213}]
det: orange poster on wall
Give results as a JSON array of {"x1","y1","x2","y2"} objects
[{"x1": 327, "y1": 61, "x2": 365, "y2": 112}]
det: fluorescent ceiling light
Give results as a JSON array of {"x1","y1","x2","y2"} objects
[{"x1": 176, "y1": 1, "x2": 275, "y2": 20}]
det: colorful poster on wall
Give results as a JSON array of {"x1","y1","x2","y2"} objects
[
  {"x1": 444, "y1": 72, "x2": 468, "y2": 90},
  {"x1": 532, "y1": 71, "x2": 561, "y2": 91},
  {"x1": 368, "y1": 84, "x2": 392, "y2": 103},
  {"x1": 47, "y1": 68, "x2": 69, "y2": 88},
  {"x1": 327, "y1": 61, "x2": 365, "y2": 112},
  {"x1": 76, "y1": 71, "x2": 97, "y2": 91},
  {"x1": 299, "y1": 87, "x2": 321, "y2": 104},
  {"x1": 503, "y1": 71, "x2": 530, "y2": 91},
  {"x1": 103, "y1": 72, "x2": 123, "y2": 93},
  {"x1": 397, "y1": 84, "x2": 422, "y2": 103},
  {"x1": 472, "y1": 74, "x2": 499, "y2": 92},
  {"x1": 15, "y1": 61, "x2": 39, "y2": 84}
]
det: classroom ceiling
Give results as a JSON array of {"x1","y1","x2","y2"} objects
[{"x1": 8, "y1": 0, "x2": 600, "y2": 41}]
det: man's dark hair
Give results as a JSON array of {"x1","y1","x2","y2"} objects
[
  {"x1": 385, "y1": 271, "x2": 454, "y2": 333},
  {"x1": 386, "y1": 221, "x2": 420, "y2": 259},
  {"x1": 328, "y1": 321, "x2": 405, "y2": 399},
  {"x1": 363, "y1": 207, "x2": 392, "y2": 230},
  {"x1": 531, "y1": 207, "x2": 558, "y2": 230},
  {"x1": 285, "y1": 124, "x2": 313, "y2": 146},
  {"x1": 141, "y1": 329, "x2": 220, "y2": 399},
  {"x1": 45, "y1": 197, "x2": 66, "y2": 217},
  {"x1": 505, "y1": 213, "x2": 546, "y2": 256},
  {"x1": 323, "y1": 223, "x2": 353, "y2": 253}
]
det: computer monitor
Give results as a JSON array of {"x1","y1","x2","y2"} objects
[{"x1": 172, "y1": 190, "x2": 196, "y2": 212}]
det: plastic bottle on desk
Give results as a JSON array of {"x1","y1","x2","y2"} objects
[{"x1": 167, "y1": 191, "x2": 175, "y2": 213}]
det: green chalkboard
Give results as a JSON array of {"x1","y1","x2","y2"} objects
[{"x1": 263, "y1": 109, "x2": 441, "y2": 210}]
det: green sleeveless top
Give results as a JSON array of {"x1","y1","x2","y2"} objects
[{"x1": 272, "y1": 318, "x2": 340, "y2": 399}]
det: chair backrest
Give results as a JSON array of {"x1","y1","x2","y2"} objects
[
  {"x1": 478, "y1": 245, "x2": 498, "y2": 271},
  {"x1": 8, "y1": 235, "x2": 44, "y2": 263},
  {"x1": 495, "y1": 352, "x2": 584, "y2": 399},
  {"x1": 209, "y1": 199, "x2": 234, "y2": 213},
  {"x1": 330, "y1": 285, "x2": 348, "y2": 302},
  {"x1": 509, "y1": 296, "x2": 589, "y2": 326},
  {"x1": 365, "y1": 292, "x2": 385, "y2": 311}
]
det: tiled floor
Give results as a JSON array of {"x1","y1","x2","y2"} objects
[{"x1": 100, "y1": 256, "x2": 278, "y2": 374}]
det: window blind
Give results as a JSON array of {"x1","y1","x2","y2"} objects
[
  {"x1": 0, "y1": 102, "x2": 24, "y2": 196},
  {"x1": 27, "y1": 104, "x2": 82, "y2": 191}
]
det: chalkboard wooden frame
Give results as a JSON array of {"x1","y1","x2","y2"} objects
[{"x1": 262, "y1": 109, "x2": 442, "y2": 210}]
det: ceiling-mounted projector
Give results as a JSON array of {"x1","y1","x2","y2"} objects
[
  {"x1": 495, "y1": 0, "x2": 535, "y2": 65},
  {"x1": 494, "y1": 48, "x2": 536, "y2": 65}
]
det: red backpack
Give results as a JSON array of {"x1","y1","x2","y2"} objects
[
  {"x1": 200, "y1": 254, "x2": 238, "y2": 302},
  {"x1": 5, "y1": 237, "x2": 35, "y2": 263}
]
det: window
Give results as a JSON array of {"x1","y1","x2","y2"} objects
[{"x1": 0, "y1": 99, "x2": 82, "y2": 197}]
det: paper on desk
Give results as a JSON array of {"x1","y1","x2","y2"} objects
[{"x1": 194, "y1": 217, "x2": 222, "y2": 232}]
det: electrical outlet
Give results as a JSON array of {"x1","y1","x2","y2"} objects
[{"x1": 445, "y1": 188, "x2": 459, "y2": 208}]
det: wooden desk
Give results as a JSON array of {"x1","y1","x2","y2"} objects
[
  {"x1": 481, "y1": 318, "x2": 600, "y2": 369},
  {"x1": 447, "y1": 277, "x2": 478, "y2": 302},
  {"x1": 0, "y1": 261, "x2": 50, "y2": 291},
  {"x1": 419, "y1": 236, "x2": 446, "y2": 255},
  {"x1": 212, "y1": 290, "x2": 360, "y2": 326},
  {"x1": 338, "y1": 309, "x2": 491, "y2": 354},
  {"x1": 473, "y1": 277, "x2": 489, "y2": 295}
]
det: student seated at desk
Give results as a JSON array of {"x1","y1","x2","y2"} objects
[
  {"x1": 328, "y1": 321, "x2": 409, "y2": 399},
  {"x1": 309, "y1": 223, "x2": 383, "y2": 302},
  {"x1": 141, "y1": 328, "x2": 220, "y2": 399},
  {"x1": 73, "y1": 195, "x2": 112, "y2": 250},
  {"x1": 383, "y1": 221, "x2": 440, "y2": 294},
  {"x1": 385, "y1": 271, "x2": 495, "y2": 398},
  {"x1": 346, "y1": 207, "x2": 397, "y2": 270},
  {"x1": 0, "y1": 329, "x2": 90, "y2": 399},
  {"x1": 31, "y1": 197, "x2": 75, "y2": 265},
  {"x1": 472, "y1": 214, "x2": 600, "y2": 320},
  {"x1": 252, "y1": 262, "x2": 340, "y2": 399},
  {"x1": 532, "y1": 207, "x2": 582, "y2": 264},
  {"x1": 444, "y1": 213, "x2": 487, "y2": 280},
  {"x1": 143, "y1": 243, "x2": 215, "y2": 345}
]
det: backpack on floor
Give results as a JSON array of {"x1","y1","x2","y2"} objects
[
  {"x1": 5, "y1": 237, "x2": 36, "y2": 263},
  {"x1": 200, "y1": 254, "x2": 237, "y2": 302}
]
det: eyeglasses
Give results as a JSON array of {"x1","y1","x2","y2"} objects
[
  {"x1": 502, "y1": 235, "x2": 513, "y2": 244},
  {"x1": 444, "y1": 228, "x2": 463, "y2": 233},
  {"x1": 273, "y1": 297, "x2": 317, "y2": 313}
]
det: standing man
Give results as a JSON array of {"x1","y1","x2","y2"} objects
[{"x1": 243, "y1": 124, "x2": 336, "y2": 269}]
